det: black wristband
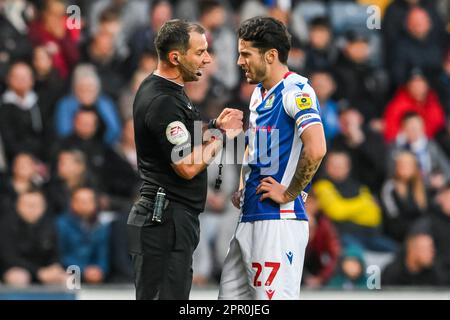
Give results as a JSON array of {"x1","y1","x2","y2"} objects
[{"x1": 207, "y1": 118, "x2": 217, "y2": 130}]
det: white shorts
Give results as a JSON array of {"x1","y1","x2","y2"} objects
[{"x1": 218, "y1": 219, "x2": 309, "y2": 300}]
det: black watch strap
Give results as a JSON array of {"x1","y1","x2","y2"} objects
[{"x1": 207, "y1": 118, "x2": 217, "y2": 130}]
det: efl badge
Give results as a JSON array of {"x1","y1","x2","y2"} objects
[
  {"x1": 264, "y1": 94, "x2": 275, "y2": 109},
  {"x1": 295, "y1": 93, "x2": 312, "y2": 110},
  {"x1": 166, "y1": 121, "x2": 189, "y2": 145}
]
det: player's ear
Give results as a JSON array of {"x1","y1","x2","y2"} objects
[{"x1": 265, "y1": 49, "x2": 276, "y2": 64}]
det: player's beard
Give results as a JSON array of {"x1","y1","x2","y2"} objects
[{"x1": 246, "y1": 61, "x2": 267, "y2": 84}]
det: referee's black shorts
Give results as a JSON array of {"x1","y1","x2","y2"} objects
[{"x1": 127, "y1": 197, "x2": 200, "y2": 300}]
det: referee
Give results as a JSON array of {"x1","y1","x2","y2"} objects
[{"x1": 127, "y1": 19, "x2": 243, "y2": 300}]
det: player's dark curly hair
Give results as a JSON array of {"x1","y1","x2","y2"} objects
[
  {"x1": 154, "y1": 19, "x2": 205, "y2": 62},
  {"x1": 237, "y1": 16, "x2": 291, "y2": 64}
]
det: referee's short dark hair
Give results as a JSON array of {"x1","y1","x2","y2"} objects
[
  {"x1": 154, "y1": 19, "x2": 205, "y2": 62},
  {"x1": 237, "y1": 16, "x2": 291, "y2": 64}
]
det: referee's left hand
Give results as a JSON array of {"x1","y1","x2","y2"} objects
[{"x1": 256, "y1": 177, "x2": 290, "y2": 204}]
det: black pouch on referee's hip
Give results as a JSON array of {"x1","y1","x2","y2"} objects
[{"x1": 127, "y1": 195, "x2": 169, "y2": 227}]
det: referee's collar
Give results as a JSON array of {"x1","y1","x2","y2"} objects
[{"x1": 152, "y1": 72, "x2": 184, "y2": 88}]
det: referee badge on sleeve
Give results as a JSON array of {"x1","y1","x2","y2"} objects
[
  {"x1": 295, "y1": 93, "x2": 312, "y2": 110},
  {"x1": 166, "y1": 121, "x2": 189, "y2": 145}
]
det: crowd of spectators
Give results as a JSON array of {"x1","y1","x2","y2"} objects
[{"x1": 0, "y1": 0, "x2": 448, "y2": 290}]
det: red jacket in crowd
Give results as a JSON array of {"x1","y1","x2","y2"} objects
[
  {"x1": 28, "y1": 18, "x2": 80, "y2": 79},
  {"x1": 383, "y1": 87, "x2": 446, "y2": 143},
  {"x1": 305, "y1": 214, "x2": 341, "y2": 284}
]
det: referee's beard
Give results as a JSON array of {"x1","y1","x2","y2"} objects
[{"x1": 178, "y1": 62, "x2": 200, "y2": 82}]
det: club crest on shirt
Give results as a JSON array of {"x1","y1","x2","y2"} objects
[
  {"x1": 166, "y1": 121, "x2": 189, "y2": 145},
  {"x1": 264, "y1": 94, "x2": 275, "y2": 109},
  {"x1": 295, "y1": 93, "x2": 312, "y2": 110}
]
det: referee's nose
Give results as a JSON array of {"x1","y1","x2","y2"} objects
[{"x1": 203, "y1": 50, "x2": 212, "y2": 65}]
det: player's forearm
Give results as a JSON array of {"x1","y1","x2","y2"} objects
[
  {"x1": 284, "y1": 148, "x2": 324, "y2": 201},
  {"x1": 238, "y1": 147, "x2": 249, "y2": 191}
]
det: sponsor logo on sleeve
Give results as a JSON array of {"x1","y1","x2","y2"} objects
[
  {"x1": 166, "y1": 121, "x2": 189, "y2": 145},
  {"x1": 295, "y1": 93, "x2": 312, "y2": 110}
]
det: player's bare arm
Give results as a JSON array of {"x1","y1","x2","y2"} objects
[
  {"x1": 232, "y1": 146, "x2": 248, "y2": 209},
  {"x1": 256, "y1": 124, "x2": 326, "y2": 203}
]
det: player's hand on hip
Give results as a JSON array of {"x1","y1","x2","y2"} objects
[
  {"x1": 231, "y1": 190, "x2": 242, "y2": 209},
  {"x1": 256, "y1": 177, "x2": 290, "y2": 204},
  {"x1": 216, "y1": 108, "x2": 244, "y2": 139}
]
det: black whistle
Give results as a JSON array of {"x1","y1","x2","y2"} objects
[
  {"x1": 215, "y1": 163, "x2": 223, "y2": 190},
  {"x1": 214, "y1": 177, "x2": 222, "y2": 190},
  {"x1": 152, "y1": 187, "x2": 166, "y2": 223}
]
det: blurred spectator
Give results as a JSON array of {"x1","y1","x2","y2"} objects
[
  {"x1": 333, "y1": 30, "x2": 388, "y2": 121},
  {"x1": 390, "y1": 6, "x2": 445, "y2": 86},
  {"x1": 436, "y1": 50, "x2": 450, "y2": 116},
  {"x1": 382, "y1": 232, "x2": 440, "y2": 286},
  {"x1": 381, "y1": 151, "x2": 428, "y2": 243},
  {"x1": 90, "y1": 6, "x2": 128, "y2": 63},
  {"x1": 332, "y1": 107, "x2": 387, "y2": 193},
  {"x1": 0, "y1": 133, "x2": 6, "y2": 174},
  {"x1": 89, "y1": 0, "x2": 149, "y2": 47},
  {"x1": 118, "y1": 69, "x2": 148, "y2": 120},
  {"x1": 268, "y1": 5, "x2": 305, "y2": 73},
  {"x1": 416, "y1": 186, "x2": 450, "y2": 285},
  {"x1": 81, "y1": 27, "x2": 127, "y2": 102},
  {"x1": 303, "y1": 192, "x2": 341, "y2": 288},
  {"x1": 136, "y1": 48, "x2": 158, "y2": 75},
  {"x1": 0, "y1": 0, "x2": 33, "y2": 89},
  {"x1": 436, "y1": 119, "x2": 450, "y2": 159},
  {"x1": 56, "y1": 187, "x2": 110, "y2": 284},
  {"x1": 28, "y1": 0, "x2": 80, "y2": 79},
  {"x1": 383, "y1": 0, "x2": 445, "y2": 68},
  {"x1": 310, "y1": 70, "x2": 339, "y2": 142},
  {"x1": 107, "y1": 212, "x2": 133, "y2": 283},
  {"x1": 54, "y1": 64, "x2": 121, "y2": 146},
  {"x1": 101, "y1": 118, "x2": 140, "y2": 212},
  {"x1": 45, "y1": 149, "x2": 98, "y2": 215},
  {"x1": 0, "y1": 152, "x2": 43, "y2": 215},
  {"x1": 304, "y1": 17, "x2": 338, "y2": 74},
  {"x1": 327, "y1": 245, "x2": 368, "y2": 290},
  {"x1": 0, "y1": 62, "x2": 48, "y2": 162},
  {"x1": 128, "y1": 0, "x2": 172, "y2": 73},
  {"x1": 0, "y1": 190, "x2": 66, "y2": 286},
  {"x1": 32, "y1": 46, "x2": 65, "y2": 129},
  {"x1": 55, "y1": 108, "x2": 108, "y2": 176},
  {"x1": 383, "y1": 69, "x2": 446, "y2": 143},
  {"x1": 199, "y1": 0, "x2": 238, "y2": 90},
  {"x1": 313, "y1": 150, "x2": 396, "y2": 252},
  {"x1": 388, "y1": 112, "x2": 450, "y2": 191},
  {"x1": 239, "y1": 0, "x2": 270, "y2": 26}
]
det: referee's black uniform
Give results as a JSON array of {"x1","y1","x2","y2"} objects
[{"x1": 127, "y1": 73, "x2": 206, "y2": 300}]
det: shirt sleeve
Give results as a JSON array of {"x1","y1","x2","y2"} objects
[
  {"x1": 282, "y1": 84, "x2": 323, "y2": 137},
  {"x1": 145, "y1": 95, "x2": 192, "y2": 163}
]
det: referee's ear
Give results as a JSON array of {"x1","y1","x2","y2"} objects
[{"x1": 169, "y1": 51, "x2": 181, "y2": 66}]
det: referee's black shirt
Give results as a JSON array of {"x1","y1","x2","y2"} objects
[{"x1": 133, "y1": 74, "x2": 207, "y2": 212}]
